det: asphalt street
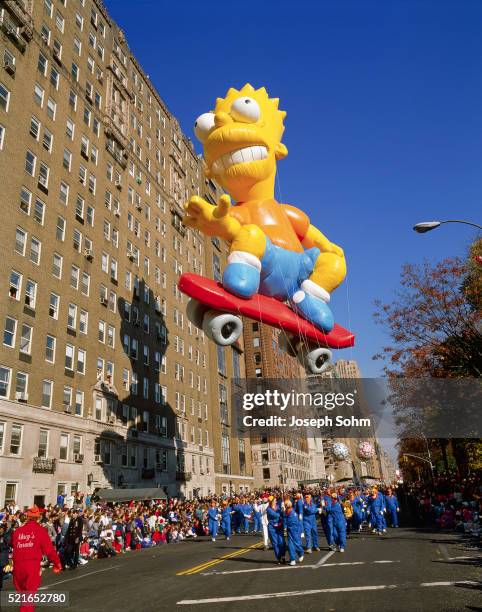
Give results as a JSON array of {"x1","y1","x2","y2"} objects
[{"x1": 3, "y1": 528, "x2": 481, "y2": 611}]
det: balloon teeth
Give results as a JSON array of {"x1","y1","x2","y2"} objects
[{"x1": 211, "y1": 145, "x2": 267, "y2": 172}]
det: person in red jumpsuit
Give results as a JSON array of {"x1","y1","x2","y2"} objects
[{"x1": 12, "y1": 505, "x2": 62, "y2": 612}]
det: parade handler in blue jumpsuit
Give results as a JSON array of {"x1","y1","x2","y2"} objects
[
  {"x1": 321, "y1": 490, "x2": 333, "y2": 547},
  {"x1": 350, "y1": 490, "x2": 364, "y2": 532},
  {"x1": 221, "y1": 500, "x2": 233, "y2": 540},
  {"x1": 266, "y1": 497, "x2": 286, "y2": 564},
  {"x1": 302, "y1": 493, "x2": 320, "y2": 553},
  {"x1": 295, "y1": 493, "x2": 304, "y2": 537},
  {"x1": 207, "y1": 500, "x2": 220, "y2": 542},
  {"x1": 369, "y1": 487, "x2": 385, "y2": 535},
  {"x1": 385, "y1": 488, "x2": 400, "y2": 527},
  {"x1": 284, "y1": 500, "x2": 305, "y2": 566},
  {"x1": 327, "y1": 492, "x2": 347, "y2": 552}
]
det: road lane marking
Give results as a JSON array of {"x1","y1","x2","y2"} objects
[
  {"x1": 421, "y1": 581, "x2": 480, "y2": 587},
  {"x1": 201, "y1": 560, "x2": 399, "y2": 576},
  {"x1": 177, "y1": 584, "x2": 398, "y2": 604},
  {"x1": 177, "y1": 541, "x2": 263, "y2": 575},
  {"x1": 313, "y1": 550, "x2": 335, "y2": 568},
  {"x1": 438, "y1": 545, "x2": 450, "y2": 561},
  {"x1": 447, "y1": 556, "x2": 481, "y2": 560},
  {"x1": 177, "y1": 581, "x2": 481, "y2": 604},
  {"x1": 38, "y1": 565, "x2": 120, "y2": 589}
]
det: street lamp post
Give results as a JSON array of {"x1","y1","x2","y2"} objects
[
  {"x1": 402, "y1": 453, "x2": 435, "y2": 480},
  {"x1": 413, "y1": 220, "x2": 482, "y2": 234}
]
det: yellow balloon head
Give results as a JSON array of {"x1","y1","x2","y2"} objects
[{"x1": 194, "y1": 84, "x2": 287, "y2": 201}]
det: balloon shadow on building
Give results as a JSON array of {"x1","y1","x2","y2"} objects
[{"x1": 93, "y1": 279, "x2": 187, "y2": 497}]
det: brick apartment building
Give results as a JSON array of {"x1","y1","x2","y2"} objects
[{"x1": 0, "y1": 0, "x2": 252, "y2": 508}]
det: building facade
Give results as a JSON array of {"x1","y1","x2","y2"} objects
[{"x1": 0, "y1": 0, "x2": 251, "y2": 508}]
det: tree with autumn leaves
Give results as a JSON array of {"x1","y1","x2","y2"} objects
[{"x1": 374, "y1": 238, "x2": 481, "y2": 476}]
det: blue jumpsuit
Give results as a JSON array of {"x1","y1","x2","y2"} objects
[
  {"x1": 385, "y1": 494, "x2": 399, "y2": 527},
  {"x1": 369, "y1": 493, "x2": 385, "y2": 532},
  {"x1": 321, "y1": 495, "x2": 333, "y2": 545},
  {"x1": 241, "y1": 503, "x2": 252, "y2": 533},
  {"x1": 284, "y1": 509, "x2": 304, "y2": 562},
  {"x1": 266, "y1": 506, "x2": 286, "y2": 561},
  {"x1": 327, "y1": 501, "x2": 347, "y2": 549},
  {"x1": 351, "y1": 495, "x2": 364, "y2": 531},
  {"x1": 253, "y1": 506, "x2": 262, "y2": 533},
  {"x1": 302, "y1": 501, "x2": 319, "y2": 549},
  {"x1": 221, "y1": 506, "x2": 232, "y2": 538},
  {"x1": 233, "y1": 503, "x2": 243, "y2": 534},
  {"x1": 207, "y1": 507, "x2": 219, "y2": 538}
]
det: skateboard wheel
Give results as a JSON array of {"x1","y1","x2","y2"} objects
[
  {"x1": 202, "y1": 310, "x2": 243, "y2": 346},
  {"x1": 298, "y1": 347, "x2": 333, "y2": 374},
  {"x1": 186, "y1": 298, "x2": 207, "y2": 329},
  {"x1": 278, "y1": 333, "x2": 298, "y2": 357}
]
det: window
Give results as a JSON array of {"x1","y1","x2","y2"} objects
[
  {"x1": 56, "y1": 216, "x2": 66, "y2": 241},
  {"x1": 67, "y1": 303, "x2": 77, "y2": 329},
  {"x1": 59, "y1": 181, "x2": 69, "y2": 205},
  {"x1": 20, "y1": 186, "x2": 32, "y2": 214},
  {"x1": 81, "y1": 272, "x2": 90, "y2": 296},
  {"x1": 38, "y1": 162, "x2": 49, "y2": 188},
  {"x1": 66, "y1": 118, "x2": 75, "y2": 140},
  {"x1": 86, "y1": 205, "x2": 94, "y2": 226},
  {"x1": 69, "y1": 88, "x2": 77, "y2": 110},
  {"x1": 79, "y1": 309, "x2": 88, "y2": 334},
  {"x1": 70, "y1": 265, "x2": 79, "y2": 289},
  {"x1": 3, "y1": 317, "x2": 17, "y2": 347},
  {"x1": 65, "y1": 344, "x2": 74, "y2": 370},
  {"x1": 63, "y1": 386, "x2": 72, "y2": 408},
  {"x1": 9, "y1": 270, "x2": 22, "y2": 300},
  {"x1": 55, "y1": 11, "x2": 65, "y2": 33},
  {"x1": 15, "y1": 226, "x2": 26, "y2": 254},
  {"x1": 25, "y1": 279, "x2": 37, "y2": 308},
  {"x1": 34, "y1": 83, "x2": 44, "y2": 107},
  {"x1": 77, "y1": 349, "x2": 86, "y2": 374},
  {"x1": 48, "y1": 293, "x2": 59, "y2": 319},
  {"x1": 38, "y1": 429, "x2": 48, "y2": 458},
  {"x1": 25, "y1": 150, "x2": 36, "y2": 176},
  {"x1": 38, "y1": 52, "x2": 48, "y2": 75},
  {"x1": 0, "y1": 366, "x2": 11, "y2": 397},
  {"x1": 59, "y1": 433, "x2": 69, "y2": 460},
  {"x1": 63, "y1": 148, "x2": 72, "y2": 170},
  {"x1": 44, "y1": 0, "x2": 53, "y2": 17},
  {"x1": 42, "y1": 380, "x2": 53, "y2": 408},
  {"x1": 46, "y1": 97, "x2": 56, "y2": 120},
  {"x1": 98, "y1": 320, "x2": 105, "y2": 343},
  {"x1": 19, "y1": 324, "x2": 32, "y2": 354},
  {"x1": 45, "y1": 335, "x2": 56, "y2": 362},
  {"x1": 42, "y1": 129, "x2": 53, "y2": 153},
  {"x1": 52, "y1": 253, "x2": 62, "y2": 278},
  {"x1": 30, "y1": 116, "x2": 40, "y2": 140},
  {"x1": 50, "y1": 66, "x2": 59, "y2": 89},
  {"x1": 30, "y1": 237, "x2": 41, "y2": 264},
  {"x1": 10, "y1": 424, "x2": 22, "y2": 455},
  {"x1": 34, "y1": 198, "x2": 45, "y2": 224},
  {"x1": 74, "y1": 393, "x2": 83, "y2": 416}
]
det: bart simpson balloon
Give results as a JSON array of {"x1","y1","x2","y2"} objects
[{"x1": 184, "y1": 84, "x2": 346, "y2": 333}]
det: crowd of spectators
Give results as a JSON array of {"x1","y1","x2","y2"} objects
[{"x1": 401, "y1": 474, "x2": 481, "y2": 537}]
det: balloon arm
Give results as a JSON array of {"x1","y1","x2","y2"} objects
[
  {"x1": 302, "y1": 224, "x2": 345, "y2": 259},
  {"x1": 183, "y1": 194, "x2": 241, "y2": 242}
]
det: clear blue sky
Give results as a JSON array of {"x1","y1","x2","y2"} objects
[{"x1": 106, "y1": 0, "x2": 482, "y2": 376}]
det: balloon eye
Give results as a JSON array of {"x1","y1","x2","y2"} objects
[
  {"x1": 231, "y1": 97, "x2": 261, "y2": 122},
  {"x1": 194, "y1": 112, "x2": 215, "y2": 142}
]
